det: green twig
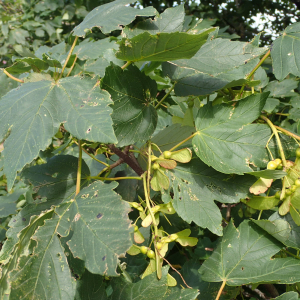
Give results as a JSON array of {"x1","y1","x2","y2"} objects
[
  {"x1": 274, "y1": 125, "x2": 300, "y2": 141},
  {"x1": 155, "y1": 82, "x2": 176, "y2": 109},
  {"x1": 66, "y1": 55, "x2": 78, "y2": 77},
  {"x1": 169, "y1": 132, "x2": 198, "y2": 152},
  {"x1": 91, "y1": 176, "x2": 142, "y2": 181},
  {"x1": 2, "y1": 69, "x2": 24, "y2": 83},
  {"x1": 260, "y1": 115, "x2": 287, "y2": 168},
  {"x1": 282, "y1": 248, "x2": 300, "y2": 260},
  {"x1": 58, "y1": 36, "x2": 78, "y2": 80},
  {"x1": 240, "y1": 49, "x2": 270, "y2": 96},
  {"x1": 121, "y1": 61, "x2": 132, "y2": 70},
  {"x1": 76, "y1": 140, "x2": 82, "y2": 195}
]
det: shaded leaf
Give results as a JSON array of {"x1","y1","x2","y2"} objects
[
  {"x1": 101, "y1": 63, "x2": 157, "y2": 146},
  {"x1": 73, "y1": 0, "x2": 157, "y2": 36},
  {"x1": 108, "y1": 266, "x2": 169, "y2": 300},
  {"x1": 22, "y1": 155, "x2": 90, "y2": 203},
  {"x1": 273, "y1": 291, "x2": 299, "y2": 300},
  {"x1": 75, "y1": 269, "x2": 107, "y2": 300},
  {"x1": 245, "y1": 195, "x2": 280, "y2": 210}
]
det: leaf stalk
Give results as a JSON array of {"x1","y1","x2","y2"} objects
[{"x1": 2, "y1": 69, "x2": 24, "y2": 83}]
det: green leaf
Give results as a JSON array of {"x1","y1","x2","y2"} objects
[
  {"x1": 0, "y1": 210, "x2": 54, "y2": 298},
  {"x1": 101, "y1": 63, "x2": 157, "y2": 146},
  {"x1": 254, "y1": 212, "x2": 300, "y2": 250},
  {"x1": 166, "y1": 158, "x2": 255, "y2": 236},
  {"x1": 116, "y1": 29, "x2": 214, "y2": 62},
  {"x1": 22, "y1": 155, "x2": 90, "y2": 204},
  {"x1": 73, "y1": 0, "x2": 157, "y2": 36},
  {"x1": 108, "y1": 266, "x2": 169, "y2": 299},
  {"x1": 193, "y1": 93, "x2": 269, "y2": 174},
  {"x1": 200, "y1": 220, "x2": 300, "y2": 285},
  {"x1": 271, "y1": 22, "x2": 300, "y2": 81},
  {"x1": 61, "y1": 181, "x2": 133, "y2": 276},
  {"x1": 9, "y1": 210, "x2": 76, "y2": 300},
  {"x1": 162, "y1": 288, "x2": 199, "y2": 300},
  {"x1": 0, "y1": 187, "x2": 28, "y2": 218},
  {"x1": 245, "y1": 195, "x2": 280, "y2": 210},
  {"x1": 264, "y1": 78, "x2": 298, "y2": 98},
  {"x1": 246, "y1": 169, "x2": 287, "y2": 179},
  {"x1": 0, "y1": 77, "x2": 116, "y2": 190},
  {"x1": 0, "y1": 70, "x2": 19, "y2": 98},
  {"x1": 123, "y1": 5, "x2": 185, "y2": 38},
  {"x1": 273, "y1": 292, "x2": 299, "y2": 300},
  {"x1": 162, "y1": 40, "x2": 267, "y2": 96},
  {"x1": 74, "y1": 38, "x2": 119, "y2": 60},
  {"x1": 75, "y1": 269, "x2": 107, "y2": 300}
]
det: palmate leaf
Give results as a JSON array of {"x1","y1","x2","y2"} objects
[
  {"x1": 116, "y1": 29, "x2": 215, "y2": 62},
  {"x1": 59, "y1": 181, "x2": 133, "y2": 276},
  {"x1": 271, "y1": 22, "x2": 300, "y2": 81},
  {"x1": 200, "y1": 220, "x2": 300, "y2": 286},
  {"x1": 166, "y1": 158, "x2": 255, "y2": 236},
  {"x1": 0, "y1": 77, "x2": 116, "y2": 190},
  {"x1": 72, "y1": 0, "x2": 157, "y2": 36},
  {"x1": 193, "y1": 93, "x2": 269, "y2": 174},
  {"x1": 101, "y1": 63, "x2": 157, "y2": 146}
]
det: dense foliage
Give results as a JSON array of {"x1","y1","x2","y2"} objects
[{"x1": 2, "y1": 0, "x2": 300, "y2": 299}]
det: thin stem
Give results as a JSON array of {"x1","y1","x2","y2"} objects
[
  {"x1": 215, "y1": 281, "x2": 226, "y2": 300},
  {"x1": 155, "y1": 82, "x2": 176, "y2": 109},
  {"x1": 282, "y1": 248, "x2": 300, "y2": 260},
  {"x1": 91, "y1": 176, "x2": 142, "y2": 181},
  {"x1": 2, "y1": 69, "x2": 24, "y2": 83},
  {"x1": 142, "y1": 173, "x2": 157, "y2": 233},
  {"x1": 76, "y1": 140, "x2": 82, "y2": 195},
  {"x1": 169, "y1": 132, "x2": 198, "y2": 152},
  {"x1": 240, "y1": 49, "x2": 270, "y2": 96},
  {"x1": 121, "y1": 61, "x2": 132, "y2": 70},
  {"x1": 257, "y1": 210, "x2": 263, "y2": 220},
  {"x1": 73, "y1": 140, "x2": 109, "y2": 167},
  {"x1": 58, "y1": 36, "x2": 78, "y2": 80},
  {"x1": 66, "y1": 55, "x2": 78, "y2": 77},
  {"x1": 260, "y1": 116, "x2": 287, "y2": 168},
  {"x1": 274, "y1": 125, "x2": 300, "y2": 141}
]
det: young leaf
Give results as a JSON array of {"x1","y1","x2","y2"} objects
[
  {"x1": 73, "y1": 0, "x2": 157, "y2": 36},
  {"x1": 101, "y1": 63, "x2": 157, "y2": 146},
  {"x1": 200, "y1": 220, "x2": 300, "y2": 285},
  {"x1": 193, "y1": 93, "x2": 269, "y2": 174},
  {"x1": 116, "y1": 29, "x2": 214, "y2": 62},
  {"x1": 245, "y1": 195, "x2": 280, "y2": 210},
  {"x1": 249, "y1": 177, "x2": 273, "y2": 195}
]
